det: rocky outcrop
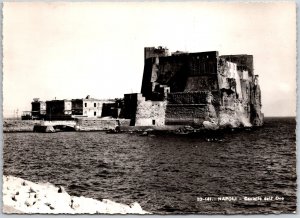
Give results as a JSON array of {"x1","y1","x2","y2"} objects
[
  {"x1": 2, "y1": 176, "x2": 149, "y2": 214},
  {"x1": 215, "y1": 58, "x2": 263, "y2": 128},
  {"x1": 33, "y1": 125, "x2": 55, "y2": 133},
  {"x1": 250, "y1": 76, "x2": 264, "y2": 126}
]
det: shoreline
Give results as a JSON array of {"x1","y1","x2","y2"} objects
[
  {"x1": 3, "y1": 117, "x2": 263, "y2": 133},
  {"x1": 2, "y1": 175, "x2": 149, "y2": 214}
]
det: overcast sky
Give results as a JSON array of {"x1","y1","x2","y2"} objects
[{"x1": 3, "y1": 2, "x2": 296, "y2": 117}]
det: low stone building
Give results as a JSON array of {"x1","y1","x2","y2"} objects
[
  {"x1": 71, "y1": 96, "x2": 115, "y2": 118},
  {"x1": 24, "y1": 96, "x2": 117, "y2": 121},
  {"x1": 123, "y1": 46, "x2": 263, "y2": 128}
]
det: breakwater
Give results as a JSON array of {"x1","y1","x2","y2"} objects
[{"x1": 3, "y1": 175, "x2": 149, "y2": 214}]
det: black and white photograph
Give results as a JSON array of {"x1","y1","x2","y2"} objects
[{"x1": 1, "y1": 1, "x2": 297, "y2": 214}]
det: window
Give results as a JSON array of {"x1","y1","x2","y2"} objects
[
  {"x1": 152, "y1": 120, "x2": 156, "y2": 125},
  {"x1": 85, "y1": 103, "x2": 87, "y2": 107},
  {"x1": 94, "y1": 103, "x2": 96, "y2": 107},
  {"x1": 94, "y1": 111, "x2": 97, "y2": 116}
]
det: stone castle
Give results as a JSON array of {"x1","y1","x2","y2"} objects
[
  {"x1": 123, "y1": 46, "x2": 263, "y2": 129},
  {"x1": 23, "y1": 46, "x2": 263, "y2": 130}
]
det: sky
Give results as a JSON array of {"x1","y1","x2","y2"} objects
[{"x1": 2, "y1": 1, "x2": 296, "y2": 117}]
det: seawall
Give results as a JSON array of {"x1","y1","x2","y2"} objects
[
  {"x1": 3, "y1": 120, "x2": 40, "y2": 132},
  {"x1": 3, "y1": 119, "x2": 131, "y2": 133},
  {"x1": 4, "y1": 119, "x2": 256, "y2": 134},
  {"x1": 76, "y1": 118, "x2": 130, "y2": 131}
]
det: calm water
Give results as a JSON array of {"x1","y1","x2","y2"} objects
[{"x1": 3, "y1": 117, "x2": 296, "y2": 214}]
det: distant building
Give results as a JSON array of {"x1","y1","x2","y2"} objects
[
  {"x1": 31, "y1": 98, "x2": 46, "y2": 120},
  {"x1": 24, "y1": 96, "x2": 118, "y2": 120},
  {"x1": 21, "y1": 111, "x2": 32, "y2": 120},
  {"x1": 71, "y1": 95, "x2": 115, "y2": 118},
  {"x1": 45, "y1": 99, "x2": 72, "y2": 120},
  {"x1": 101, "y1": 98, "x2": 124, "y2": 118}
]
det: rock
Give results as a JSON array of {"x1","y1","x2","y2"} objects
[
  {"x1": 25, "y1": 199, "x2": 34, "y2": 207},
  {"x1": 183, "y1": 126, "x2": 194, "y2": 131},
  {"x1": 140, "y1": 131, "x2": 148, "y2": 136},
  {"x1": 144, "y1": 128, "x2": 154, "y2": 132},
  {"x1": 12, "y1": 195, "x2": 17, "y2": 202},
  {"x1": 3, "y1": 175, "x2": 150, "y2": 214},
  {"x1": 29, "y1": 187, "x2": 36, "y2": 193},
  {"x1": 129, "y1": 202, "x2": 143, "y2": 212},
  {"x1": 45, "y1": 126, "x2": 55, "y2": 133},
  {"x1": 57, "y1": 186, "x2": 65, "y2": 193},
  {"x1": 203, "y1": 121, "x2": 218, "y2": 130}
]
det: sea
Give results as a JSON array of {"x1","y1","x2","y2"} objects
[{"x1": 3, "y1": 117, "x2": 297, "y2": 214}]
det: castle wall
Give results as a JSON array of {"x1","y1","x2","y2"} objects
[
  {"x1": 144, "y1": 46, "x2": 169, "y2": 61},
  {"x1": 165, "y1": 104, "x2": 207, "y2": 125},
  {"x1": 141, "y1": 50, "x2": 220, "y2": 99},
  {"x1": 141, "y1": 58, "x2": 156, "y2": 99},
  {"x1": 187, "y1": 51, "x2": 218, "y2": 76},
  {"x1": 165, "y1": 91, "x2": 218, "y2": 126},
  {"x1": 156, "y1": 52, "x2": 219, "y2": 92},
  {"x1": 220, "y1": 55, "x2": 254, "y2": 78},
  {"x1": 184, "y1": 75, "x2": 219, "y2": 91},
  {"x1": 135, "y1": 94, "x2": 166, "y2": 126},
  {"x1": 167, "y1": 91, "x2": 210, "y2": 104},
  {"x1": 155, "y1": 55, "x2": 188, "y2": 92},
  {"x1": 123, "y1": 93, "x2": 138, "y2": 125}
]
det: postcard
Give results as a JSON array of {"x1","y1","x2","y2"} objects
[{"x1": 2, "y1": 1, "x2": 296, "y2": 214}]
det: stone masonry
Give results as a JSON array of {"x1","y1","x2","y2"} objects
[{"x1": 124, "y1": 46, "x2": 263, "y2": 128}]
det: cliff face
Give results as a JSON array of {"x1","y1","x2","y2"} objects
[
  {"x1": 250, "y1": 78, "x2": 264, "y2": 126},
  {"x1": 217, "y1": 58, "x2": 251, "y2": 128},
  {"x1": 217, "y1": 58, "x2": 263, "y2": 128}
]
